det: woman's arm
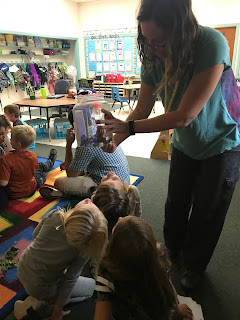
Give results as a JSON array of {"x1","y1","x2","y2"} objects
[
  {"x1": 94, "y1": 301, "x2": 112, "y2": 320},
  {"x1": 99, "y1": 64, "x2": 224, "y2": 138},
  {"x1": 114, "y1": 82, "x2": 156, "y2": 146},
  {"x1": 101, "y1": 82, "x2": 156, "y2": 153},
  {"x1": 134, "y1": 63, "x2": 224, "y2": 132}
]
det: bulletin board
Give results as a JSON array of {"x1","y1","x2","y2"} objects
[{"x1": 84, "y1": 33, "x2": 141, "y2": 77}]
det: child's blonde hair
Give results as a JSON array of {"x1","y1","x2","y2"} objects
[
  {"x1": 4, "y1": 104, "x2": 20, "y2": 118},
  {"x1": 11, "y1": 125, "x2": 36, "y2": 148},
  {"x1": 59, "y1": 205, "x2": 108, "y2": 261}
]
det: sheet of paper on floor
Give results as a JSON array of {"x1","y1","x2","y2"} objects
[{"x1": 177, "y1": 295, "x2": 204, "y2": 320}]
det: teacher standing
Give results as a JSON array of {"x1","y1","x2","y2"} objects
[{"x1": 98, "y1": 0, "x2": 240, "y2": 289}]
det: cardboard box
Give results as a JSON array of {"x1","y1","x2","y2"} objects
[{"x1": 151, "y1": 129, "x2": 173, "y2": 160}]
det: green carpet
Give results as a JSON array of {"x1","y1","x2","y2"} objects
[{"x1": 3, "y1": 143, "x2": 240, "y2": 320}]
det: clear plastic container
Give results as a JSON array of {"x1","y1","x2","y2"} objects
[{"x1": 73, "y1": 93, "x2": 112, "y2": 147}]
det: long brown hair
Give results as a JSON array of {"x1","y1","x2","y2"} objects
[
  {"x1": 100, "y1": 216, "x2": 176, "y2": 319},
  {"x1": 0, "y1": 114, "x2": 12, "y2": 131},
  {"x1": 137, "y1": 0, "x2": 199, "y2": 89}
]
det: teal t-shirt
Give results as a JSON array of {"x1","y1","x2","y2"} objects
[{"x1": 141, "y1": 26, "x2": 240, "y2": 160}]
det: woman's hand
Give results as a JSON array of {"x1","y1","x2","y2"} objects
[
  {"x1": 60, "y1": 161, "x2": 66, "y2": 171},
  {"x1": 175, "y1": 304, "x2": 193, "y2": 320},
  {"x1": 66, "y1": 128, "x2": 75, "y2": 145},
  {"x1": 101, "y1": 140, "x2": 118, "y2": 153},
  {"x1": 96, "y1": 109, "x2": 129, "y2": 137}
]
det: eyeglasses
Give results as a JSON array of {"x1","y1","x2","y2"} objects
[{"x1": 139, "y1": 39, "x2": 166, "y2": 49}]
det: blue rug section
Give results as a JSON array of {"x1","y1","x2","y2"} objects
[{"x1": 130, "y1": 173, "x2": 144, "y2": 186}]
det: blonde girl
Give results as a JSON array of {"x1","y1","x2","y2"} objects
[{"x1": 14, "y1": 199, "x2": 108, "y2": 320}]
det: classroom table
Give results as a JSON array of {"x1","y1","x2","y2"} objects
[
  {"x1": 117, "y1": 84, "x2": 141, "y2": 103},
  {"x1": 15, "y1": 95, "x2": 76, "y2": 140},
  {"x1": 15, "y1": 95, "x2": 76, "y2": 123}
]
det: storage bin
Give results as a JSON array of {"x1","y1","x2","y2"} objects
[
  {"x1": 25, "y1": 118, "x2": 49, "y2": 139},
  {"x1": 43, "y1": 49, "x2": 56, "y2": 55},
  {"x1": 54, "y1": 118, "x2": 72, "y2": 139}
]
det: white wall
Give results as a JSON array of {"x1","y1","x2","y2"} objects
[
  {"x1": 0, "y1": 0, "x2": 79, "y2": 38},
  {"x1": 78, "y1": 0, "x2": 240, "y2": 77},
  {"x1": 0, "y1": 0, "x2": 80, "y2": 106},
  {"x1": 78, "y1": 0, "x2": 139, "y2": 77},
  {"x1": 192, "y1": 0, "x2": 240, "y2": 26}
]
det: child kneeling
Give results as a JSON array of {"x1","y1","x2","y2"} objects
[{"x1": 14, "y1": 199, "x2": 108, "y2": 319}]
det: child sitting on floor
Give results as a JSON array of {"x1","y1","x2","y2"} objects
[
  {"x1": 0, "y1": 114, "x2": 12, "y2": 158},
  {"x1": 4, "y1": 104, "x2": 35, "y2": 152},
  {"x1": 0, "y1": 115, "x2": 12, "y2": 209},
  {"x1": 0, "y1": 125, "x2": 57, "y2": 205},
  {"x1": 94, "y1": 216, "x2": 193, "y2": 320},
  {"x1": 14, "y1": 198, "x2": 108, "y2": 320},
  {"x1": 40, "y1": 171, "x2": 141, "y2": 232}
]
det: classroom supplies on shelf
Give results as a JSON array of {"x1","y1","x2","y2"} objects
[{"x1": 26, "y1": 86, "x2": 36, "y2": 100}]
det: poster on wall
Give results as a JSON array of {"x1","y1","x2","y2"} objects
[
  {"x1": 89, "y1": 52, "x2": 96, "y2": 62},
  {"x1": 118, "y1": 62, "x2": 124, "y2": 72},
  {"x1": 103, "y1": 40, "x2": 109, "y2": 51},
  {"x1": 96, "y1": 52, "x2": 102, "y2": 62},
  {"x1": 97, "y1": 63, "x2": 103, "y2": 72},
  {"x1": 117, "y1": 50, "x2": 124, "y2": 61},
  {"x1": 110, "y1": 51, "x2": 116, "y2": 61},
  {"x1": 110, "y1": 63, "x2": 117, "y2": 72},
  {"x1": 125, "y1": 50, "x2": 132, "y2": 61},
  {"x1": 103, "y1": 51, "x2": 110, "y2": 62},
  {"x1": 96, "y1": 40, "x2": 102, "y2": 51},
  {"x1": 109, "y1": 40, "x2": 116, "y2": 51},
  {"x1": 125, "y1": 62, "x2": 132, "y2": 72},
  {"x1": 117, "y1": 40, "x2": 123, "y2": 50},
  {"x1": 85, "y1": 34, "x2": 141, "y2": 76},
  {"x1": 103, "y1": 63, "x2": 110, "y2": 72}
]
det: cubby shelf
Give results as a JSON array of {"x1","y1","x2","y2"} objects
[
  {"x1": 93, "y1": 82, "x2": 124, "y2": 98},
  {"x1": 0, "y1": 45, "x2": 70, "y2": 50}
]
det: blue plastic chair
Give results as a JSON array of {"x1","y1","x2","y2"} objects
[{"x1": 111, "y1": 86, "x2": 130, "y2": 114}]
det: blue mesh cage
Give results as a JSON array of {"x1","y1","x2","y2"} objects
[
  {"x1": 54, "y1": 119, "x2": 72, "y2": 139},
  {"x1": 25, "y1": 118, "x2": 49, "y2": 139}
]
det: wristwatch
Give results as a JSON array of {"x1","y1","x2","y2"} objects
[{"x1": 128, "y1": 120, "x2": 135, "y2": 135}]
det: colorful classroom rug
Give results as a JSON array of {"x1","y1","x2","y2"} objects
[{"x1": 0, "y1": 158, "x2": 143, "y2": 319}]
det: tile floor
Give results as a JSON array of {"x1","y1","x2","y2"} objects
[{"x1": 21, "y1": 100, "x2": 165, "y2": 159}]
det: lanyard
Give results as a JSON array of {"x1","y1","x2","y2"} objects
[{"x1": 164, "y1": 59, "x2": 179, "y2": 113}]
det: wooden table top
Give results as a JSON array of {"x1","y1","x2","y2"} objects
[
  {"x1": 117, "y1": 84, "x2": 141, "y2": 90},
  {"x1": 15, "y1": 95, "x2": 76, "y2": 107}
]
